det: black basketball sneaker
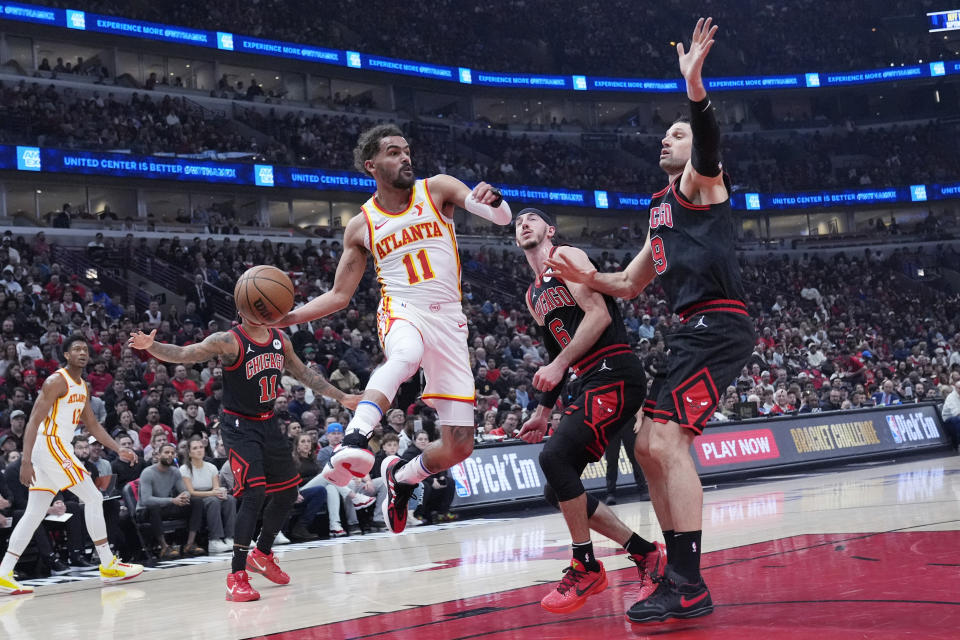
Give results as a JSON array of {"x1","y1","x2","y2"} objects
[
  {"x1": 381, "y1": 456, "x2": 416, "y2": 534},
  {"x1": 626, "y1": 565, "x2": 713, "y2": 623}
]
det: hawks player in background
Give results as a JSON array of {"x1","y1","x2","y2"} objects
[
  {"x1": 546, "y1": 18, "x2": 754, "y2": 622},
  {"x1": 1, "y1": 335, "x2": 142, "y2": 596},
  {"x1": 129, "y1": 316, "x2": 359, "y2": 602},
  {"x1": 274, "y1": 124, "x2": 512, "y2": 534},
  {"x1": 514, "y1": 208, "x2": 665, "y2": 614}
]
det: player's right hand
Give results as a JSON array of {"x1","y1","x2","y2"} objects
[
  {"x1": 128, "y1": 329, "x2": 157, "y2": 350},
  {"x1": 19, "y1": 460, "x2": 35, "y2": 488},
  {"x1": 518, "y1": 415, "x2": 549, "y2": 444},
  {"x1": 543, "y1": 247, "x2": 597, "y2": 286}
]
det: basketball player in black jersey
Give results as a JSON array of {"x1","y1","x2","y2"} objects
[
  {"x1": 130, "y1": 318, "x2": 359, "y2": 602},
  {"x1": 514, "y1": 207, "x2": 665, "y2": 614},
  {"x1": 547, "y1": 18, "x2": 754, "y2": 622}
]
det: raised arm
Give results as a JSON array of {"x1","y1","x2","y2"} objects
[
  {"x1": 427, "y1": 174, "x2": 512, "y2": 225},
  {"x1": 128, "y1": 329, "x2": 239, "y2": 366},
  {"x1": 276, "y1": 215, "x2": 369, "y2": 327},
  {"x1": 280, "y1": 333, "x2": 360, "y2": 410},
  {"x1": 19, "y1": 373, "x2": 66, "y2": 487},
  {"x1": 678, "y1": 17, "x2": 727, "y2": 204},
  {"x1": 544, "y1": 237, "x2": 656, "y2": 300}
]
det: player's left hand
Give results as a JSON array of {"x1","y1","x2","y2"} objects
[
  {"x1": 678, "y1": 17, "x2": 717, "y2": 81},
  {"x1": 128, "y1": 329, "x2": 156, "y2": 351},
  {"x1": 532, "y1": 361, "x2": 564, "y2": 392},
  {"x1": 518, "y1": 415, "x2": 549, "y2": 444},
  {"x1": 340, "y1": 393, "x2": 362, "y2": 410},
  {"x1": 117, "y1": 447, "x2": 138, "y2": 466},
  {"x1": 470, "y1": 181, "x2": 502, "y2": 206},
  {"x1": 544, "y1": 247, "x2": 596, "y2": 286}
]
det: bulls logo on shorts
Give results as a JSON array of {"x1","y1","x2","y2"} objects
[{"x1": 672, "y1": 368, "x2": 720, "y2": 428}]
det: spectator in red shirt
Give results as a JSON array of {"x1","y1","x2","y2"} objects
[
  {"x1": 170, "y1": 364, "x2": 199, "y2": 400},
  {"x1": 138, "y1": 406, "x2": 175, "y2": 448},
  {"x1": 488, "y1": 411, "x2": 520, "y2": 438},
  {"x1": 87, "y1": 360, "x2": 114, "y2": 396}
]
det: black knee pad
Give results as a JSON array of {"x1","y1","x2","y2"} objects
[
  {"x1": 543, "y1": 483, "x2": 599, "y2": 517},
  {"x1": 539, "y1": 443, "x2": 586, "y2": 503}
]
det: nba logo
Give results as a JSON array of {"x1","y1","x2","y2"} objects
[
  {"x1": 217, "y1": 32, "x2": 234, "y2": 50},
  {"x1": 254, "y1": 165, "x2": 274, "y2": 187},
  {"x1": 886, "y1": 415, "x2": 903, "y2": 444},
  {"x1": 66, "y1": 10, "x2": 86, "y2": 30},
  {"x1": 17, "y1": 146, "x2": 41, "y2": 172},
  {"x1": 451, "y1": 463, "x2": 471, "y2": 498}
]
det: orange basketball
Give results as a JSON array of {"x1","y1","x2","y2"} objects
[{"x1": 233, "y1": 265, "x2": 295, "y2": 324}]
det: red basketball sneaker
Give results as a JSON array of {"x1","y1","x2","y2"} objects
[
  {"x1": 246, "y1": 548, "x2": 290, "y2": 585},
  {"x1": 540, "y1": 559, "x2": 608, "y2": 614},
  {"x1": 628, "y1": 541, "x2": 667, "y2": 601},
  {"x1": 226, "y1": 570, "x2": 260, "y2": 602},
  {"x1": 381, "y1": 456, "x2": 416, "y2": 534}
]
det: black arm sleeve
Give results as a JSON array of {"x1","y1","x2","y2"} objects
[
  {"x1": 537, "y1": 331, "x2": 568, "y2": 410},
  {"x1": 689, "y1": 95, "x2": 722, "y2": 177}
]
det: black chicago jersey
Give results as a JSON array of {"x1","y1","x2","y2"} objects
[
  {"x1": 647, "y1": 175, "x2": 747, "y2": 318},
  {"x1": 222, "y1": 325, "x2": 285, "y2": 418},
  {"x1": 526, "y1": 247, "x2": 633, "y2": 378}
]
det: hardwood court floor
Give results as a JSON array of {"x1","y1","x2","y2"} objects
[{"x1": 3, "y1": 454, "x2": 959, "y2": 639}]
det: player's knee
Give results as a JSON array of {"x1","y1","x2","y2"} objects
[
  {"x1": 240, "y1": 485, "x2": 267, "y2": 510},
  {"x1": 543, "y1": 484, "x2": 560, "y2": 510},
  {"x1": 647, "y1": 424, "x2": 690, "y2": 463},
  {"x1": 539, "y1": 446, "x2": 584, "y2": 502}
]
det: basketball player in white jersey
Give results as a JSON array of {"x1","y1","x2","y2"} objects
[
  {"x1": 1, "y1": 335, "x2": 142, "y2": 595},
  {"x1": 275, "y1": 124, "x2": 512, "y2": 533}
]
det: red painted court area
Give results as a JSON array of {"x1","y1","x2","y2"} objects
[{"x1": 254, "y1": 531, "x2": 960, "y2": 640}]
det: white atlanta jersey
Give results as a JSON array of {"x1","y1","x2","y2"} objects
[
  {"x1": 31, "y1": 368, "x2": 88, "y2": 493},
  {"x1": 361, "y1": 178, "x2": 462, "y2": 308}
]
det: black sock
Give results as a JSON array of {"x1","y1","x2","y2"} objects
[
  {"x1": 661, "y1": 529, "x2": 675, "y2": 558},
  {"x1": 671, "y1": 530, "x2": 702, "y2": 582},
  {"x1": 623, "y1": 532, "x2": 656, "y2": 556},
  {"x1": 232, "y1": 544, "x2": 251, "y2": 574},
  {"x1": 571, "y1": 540, "x2": 600, "y2": 571}
]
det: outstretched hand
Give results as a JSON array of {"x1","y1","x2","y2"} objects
[
  {"x1": 128, "y1": 329, "x2": 156, "y2": 351},
  {"x1": 518, "y1": 415, "x2": 549, "y2": 444},
  {"x1": 677, "y1": 17, "x2": 717, "y2": 82},
  {"x1": 543, "y1": 248, "x2": 596, "y2": 286}
]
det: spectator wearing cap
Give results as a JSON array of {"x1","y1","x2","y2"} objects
[
  {"x1": 638, "y1": 314, "x2": 655, "y2": 340},
  {"x1": 872, "y1": 379, "x2": 902, "y2": 407},
  {"x1": 20, "y1": 369, "x2": 39, "y2": 401},
  {"x1": 287, "y1": 385, "x2": 310, "y2": 421},
  {"x1": 1, "y1": 409, "x2": 26, "y2": 445},
  {"x1": 330, "y1": 360, "x2": 360, "y2": 394},
  {"x1": 0, "y1": 434, "x2": 17, "y2": 455}
]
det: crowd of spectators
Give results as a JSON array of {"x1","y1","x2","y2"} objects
[
  {"x1": 2, "y1": 218, "x2": 960, "y2": 574},
  {"x1": 4, "y1": 78, "x2": 959, "y2": 195},
  {"x1": 35, "y1": 1, "x2": 954, "y2": 77}
]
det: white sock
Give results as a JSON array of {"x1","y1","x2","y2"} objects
[
  {"x1": 346, "y1": 401, "x2": 383, "y2": 440},
  {"x1": 0, "y1": 552, "x2": 17, "y2": 575},
  {"x1": 394, "y1": 455, "x2": 434, "y2": 486},
  {"x1": 96, "y1": 542, "x2": 114, "y2": 566}
]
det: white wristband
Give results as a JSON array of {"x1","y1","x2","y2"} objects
[{"x1": 465, "y1": 192, "x2": 512, "y2": 225}]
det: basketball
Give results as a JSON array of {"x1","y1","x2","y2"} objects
[{"x1": 233, "y1": 265, "x2": 295, "y2": 324}]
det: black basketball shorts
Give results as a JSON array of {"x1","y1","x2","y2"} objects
[
  {"x1": 220, "y1": 411, "x2": 300, "y2": 497},
  {"x1": 558, "y1": 354, "x2": 647, "y2": 462},
  {"x1": 643, "y1": 311, "x2": 754, "y2": 434}
]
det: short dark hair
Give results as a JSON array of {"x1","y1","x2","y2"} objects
[
  {"x1": 62, "y1": 334, "x2": 88, "y2": 356},
  {"x1": 158, "y1": 442, "x2": 176, "y2": 454},
  {"x1": 671, "y1": 116, "x2": 691, "y2": 126},
  {"x1": 353, "y1": 124, "x2": 405, "y2": 176},
  {"x1": 381, "y1": 433, "x2": 400, "y2": 446}
]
